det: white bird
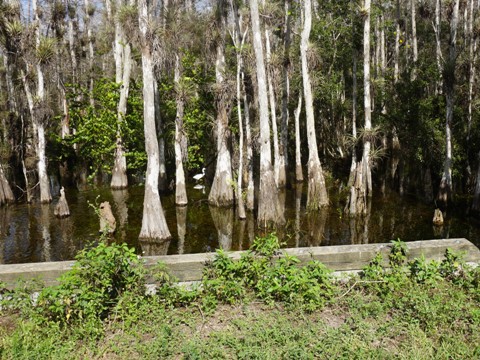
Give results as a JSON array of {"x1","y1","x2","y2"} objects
[{"x1": 193, "y1": 168, "x2": 206, "y2": 181}]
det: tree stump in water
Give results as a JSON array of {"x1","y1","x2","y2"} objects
[
  {"x1": 99, "y1": 201, "x2": 116, "y2": 234},
  {"x1": 54, "y1": 187, "x2": 70, "y2": 218},
  {"x1": 433, "y1": 208, "x2": 444, "y2": 226}
]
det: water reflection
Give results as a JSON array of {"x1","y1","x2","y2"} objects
[
  {"x1": 176, "y1": 206, "x2": 187, "y2": 254},
  {"x1": 112, "y1": 189, "x2": 129, "y2": 242},
  {"x1": 209, "y1": 205, "x2": 233, "y2": 251},
  {"x1": 1, "y1": 184, "x2": 480, "y2": 264}
]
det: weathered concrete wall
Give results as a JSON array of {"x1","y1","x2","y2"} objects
[{"x1": 0, "y1": 239, "x2": 479, "y2": 288}]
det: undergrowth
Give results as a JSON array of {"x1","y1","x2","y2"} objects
[{"x1": 0, "y1": 234, "x2": 479, "y2": 358}]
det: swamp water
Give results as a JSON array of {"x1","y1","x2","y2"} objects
[{"x1": 0, "y1": 184, "x2": 479, "y2": 264}]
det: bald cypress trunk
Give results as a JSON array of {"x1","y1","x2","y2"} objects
[
  {"x1": 438, "y1": 0, "x2": 459, "y2": 205},
  {"x1": 346, "y1": 0, "x2": 372, "y2": 215},
  {"x1": 249, "y1": 0, "x2": 284, "y2": 225},
  {"x1": 138, "y1": 0, "x2": 171, "y2": 241},
  {"x1": 208, "y1": 38, "x2": 234, "y2": 206},
  {"x1": 111, "y1": 0, "x2": 133, "y2": 190},
  {"x1": 174, "y1": 54, "x2": 188, "y2": 206},
  {"x1": 301, "y1": 0, "x2": 328, "y2": 210},
  {"x1": 294, "y1": 92, "x2": 303, "y2": 182},
  {"x1": 33, "y1": 0, "x2": 51, "y2": 204}
]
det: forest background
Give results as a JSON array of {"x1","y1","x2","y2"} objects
[{"x1": 0, "y1": 0, "x2": 479, "y2": 243}]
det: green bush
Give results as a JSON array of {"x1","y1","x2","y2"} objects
[{"x1": 34, "y1": 242, "x2": 146, "y2": 333}]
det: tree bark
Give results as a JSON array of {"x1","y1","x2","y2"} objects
[
  {"x1": 231, "y1": 1, "x2": 247, "y2": 219},
  {"x1": 301, "y1": 0, "x2": 328, "y2": 210},
  {"x1": 209, "y1": 14, "x2": 234, "y2": 207},
  {"x1": 0, "y1": 163, "x2": 14, "y2": 206},
  {"x1": 84, "y1": 0, "x2": 95, "y2": 106},
  {"x1": 111, "y1": 0, "x2": 133, "y2": 190},
  {"x1": 278, "y1": 0, "x2": 291, "y2": 188},
  {"x1": 265, "y1": 29, "x2": 281, "y2": 188},
  {"x1": 249, "y1": 0, "x2": 284, "y2": 226},
  {"x1": 434, "y1": 0, "x2": 443, "y2": 94},
  {"x1": 294, "y1": 92, "x2": 303, "y2": 182},
  {"x1": 154, "y1": 80, "x2": 167, "y2": 192},
  {"x1": 438, "y1": 0, "x2": 459, "y2": 205},
  {"x1": 33, "y1": 0, "x2": 52, "y2": 204},
  {"x1": 410, "y1": 0, "x2": 418, "y2": 80},
  {"x1": 174, "y1": 54, "x2": 188, "y2": 206},
  {"x1": 138, "y1": 0, "x2": 171, "y2": 241}
]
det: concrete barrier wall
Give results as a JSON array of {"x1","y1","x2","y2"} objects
[{"x1": 0, "y1": 238, "x2": 479, "y2": 288}]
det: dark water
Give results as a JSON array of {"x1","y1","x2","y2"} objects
[{"x1": 1, "y1": 183, "x2": 479, "y2": 264}]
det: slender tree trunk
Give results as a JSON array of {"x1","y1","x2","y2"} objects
[
  {"x1": 467, "y1": 0, "x2": 477, "y2": 179},
  {"x1": 0, "y1": 163, "x2": 14, "y2": 206},
  {"x1": 244, "y1": 71, "x2": 254, "y2": 211},
  {"x1": 438, "y1": 0, "x2": 459, "y2": 205},
  {"x1": 33, "y1": 0, "x2": 51, "y2": 204},
  {"x1": 301, "y1": 0, "x2": 328, "y2": 210},
  {"x1": 410, "y1": 0, "x2": 418, "y2": 80},
  {"x1": 138, "y1": 0, "x2": 171, "y2": 241},
  {"x1": 67, "y1": 11, "x2": 77, "y2": 82},
  {"x1": 362, "y1": 0, "x2": 373, "y2": 196},
  {"x1": 154, "y1": 80, "x2": 167, "y2": 192},
  {"x1": 346, "y1": 0, "x2": 372, "y2": 215},
  {"x1": 434, "y1": 0, "x2": 443, "y2": 94},
  {"x1": 84, "y1": 0, "x2": 95, "y2": 106},
  {"x1": 294, "y1": 92, "x2": 303, "y2": 182},
  {"x1": 231, "y1": 2, "x2": 247, "y2": 219},
  {"x1": 265, "y1": 29, "x2": 281, "y2": 187},
  {"x1": 249, "y1": 0, "x2": 284, "y2": 225},
  {"x1": 394, "y1": 0, "x2": 401, "y2": 82},
  {"x1": 111, "y1": 0, "x2": 133, "y2": 190},
  {"x1": 347, "y1": 51, "x2": 358, "y2": 188},
  {"x1": 174, "y1": 54, "x2": 188, "y2": 206},
  {"x1": 278, "y1": 0, "x2": 291, "y2": 188}
]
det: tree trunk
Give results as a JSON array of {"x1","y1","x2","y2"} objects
[
  {"x1": 362, "y1": 0, "x2": 373, "y2": 197},
  {"x1": 231, "y1": 2, "x2": 247, "y2": 219},
  {"x1": 174, "y1": 54, "x2": 188, "y2": 206},
  {"x1": 411, "y1": 0, "x2": 418, "y2": 80},
  {"x1": 394, "y1": 0, "x2": 401, "y2": 83},
  {"x1": 154, "y1": 80, "x2": 167, "y2": 192},
  {"x1": 33, "y1": 0, "x2": 51, "y2": 204},
  {"x1": 244, "y1": 72, "x2": 254, "y2": 211},
  {"x1": 111, "y1": 0, "x2": 133, "y2": 190},
  {"x1": 249, "y1": 0, "x2": 284, "y2": 226},
  {"x1": 467, "y1": 0, "x2": 477, "y2": 178},
  {"x1": 346, "y1": 0, "x2": 372, "y2": 216},
  {"x1": 209, "y1": 32, "x2": 234, "y2": 207},
  {"x1": 438, "y1": 0, "x2": 459, "y2": 205},
  {"x1": 138, "y1": 0, "x2": 171, "y2": 241},
  {"x1": 278, "y1": 0, "x2": 291, "y2": 188},
  {"x1": 84, "y1": 0, "x2": 95, "y2": 106},
  {"x1": 265, "y1": 29, "x2": 281, "y2": 188},
  {"x1": 434, "y1": 0, "x2": 443, "y2": 94},
  {"x1": 301, "y1": 0, "x2": 328, "y2": 210},
  {"x1": 0, "y1": 163, "x2": 14, "y2": 206},
  {"x1": 294, "y1": 92, "x2": 303, "y2": 182},
  {"x1": 67, "y1": 10, "x2": 78, "y2": 82},
  {"x1": 347, "y1": 51, "x2": 358, "y2": 188}
]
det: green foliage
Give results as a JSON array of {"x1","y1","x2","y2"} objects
[
  {"x1": 408, "y1": 255, "x2": 441, "y2": 284},
  {"x1": 60, "y1": 79, "x2": 145, "y2": 182},
  {"x1": 34, "y1": 242, "x2": 145, "y2": 336},
  {"x1": 201, "y1": 234, "x2": 334, "y2": 312},
  {"x1": 388, "y1": 238, "x2": 408, "y2": 268}
]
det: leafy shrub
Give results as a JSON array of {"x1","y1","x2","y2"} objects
[
  {"x1": 34, "y1": 242, "x2": 146, "y2": 333},
  {"x1": 202, "y1": 234, "x2": 334, "y2": 311}
]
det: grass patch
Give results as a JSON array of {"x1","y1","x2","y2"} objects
[{"x1": 0, "y1": 234, "x2": 479, "y2": 359}]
